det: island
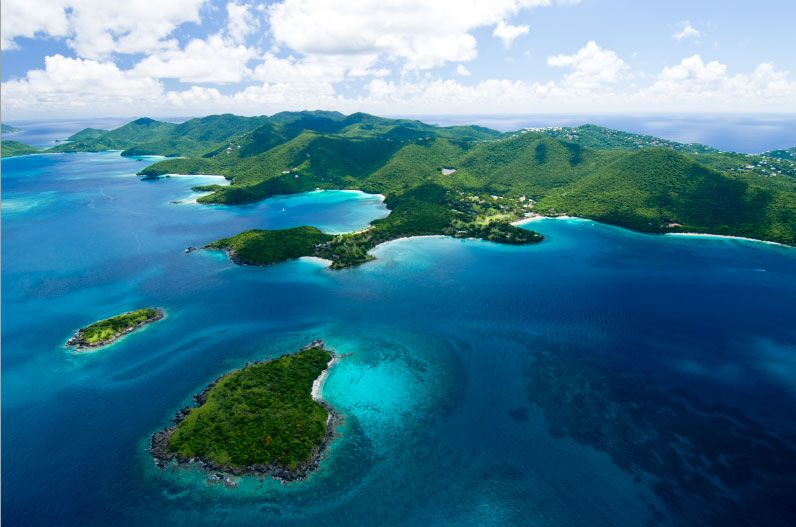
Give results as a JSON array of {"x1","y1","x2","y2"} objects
[
  {"x1": 66, "y1": 308, "x2": 164, "y2": 350},
  {"x1": 43, "y1": 112, "x2": 796, "y2": 248},
  {"x1": 1, "y1": 124, "x2": 22, "y2": 134},
  {"x1": 150, "y1": 340, "x2": 338, "y2": 481}
]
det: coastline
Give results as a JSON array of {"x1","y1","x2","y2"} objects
[
  {"x1": 663, "y1": 232, "x2": 791, "y2": 248},
  {"x1": 312, "y1": 354, "x2": 339, "y2": 402},
  {"x1": 511, "y1": 213, "x2": 572, "y2": 226},
  {"x1": 511, "y1": 214, "x2": 793, "y2": 248},
  {"x1": 150, "y1": 341, "x2": 341, "y2": 482}
]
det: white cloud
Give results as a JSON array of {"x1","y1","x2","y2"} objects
[
  {"x1": 226, "y1": 1, "x2": 259, "y2": 45},
  {"x1": 673, "y1": 20, "x2": 700, "y2": 41},
  {"x1": 1, "y1": 55, "x2": 164, "y2": 113},
  {"x1": 1, "y1": 0, "x2": 205, "y2": 58},
  {"x1": 547, "y1": 41, "x2": 627, "y2": 89},
  {"x1": 166, "y1": 86, "x2": 224, "y2": 107},
  {"x1": 643, "y1": 55, "x2": 796, "y2": 105},
  {"x1": 132, "y1": 34, "x2": 258, "y2": 83},
  {"x1": 457, "y1": 64, "x2": 472, "y2": 76},
  {"x1": 251, "y1": 52, "x2": 382, "y2": 85},
  {"x1": 493, "y1": 21, "x2": 529, "y2": 48},
  {"x1": 267, "y1": 0, "x2": 574, "y2": 70},
  {"x1": 0, "y1": 0, "x2": 70, "y2": 49}
]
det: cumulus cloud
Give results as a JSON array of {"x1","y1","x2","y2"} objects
[
  {"x1": 1, "y1": 55, "x2": 164, "y2": 113},
  {"x1": 1, "y1": 0, "x2": 205, "y2": 58},
  {"x1": 457, "y1": 65, "x2": 472, "y2": 76},
  {"x1": 250, "y1": 52, "x2": 384, "y2": 86},
  {"x1": 132, "y1": 34, "x2": 258, "y2": 84},
  {"x1": 547, "y1": 41, "x2": 628, "y2": 90},
  {"x1": 226, "y1": 1, "x2": 260, "y2": 45},
  {"x1": 267, "y1": 0, "x2": 572, "y2": 70},
  {"x1": 673, "y1": 20, "x2": 700, "y2": 41},
  {"x1": 643, "y1": 55, "x2": 796, "y2": 105},
  {"x1": 0, "y1": 0, "x2": 70, "y2": 49},
  {"x1": 493, "y1": 21, "x2": 530, "y2": 48}
]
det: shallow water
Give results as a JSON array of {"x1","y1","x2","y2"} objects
[{"x1": 3, "y1": 152, "x2": 796, "y2": 526}]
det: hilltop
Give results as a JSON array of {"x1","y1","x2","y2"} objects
[{"x1": 44, "y1": 112, "x2": 796, "y2": 253}]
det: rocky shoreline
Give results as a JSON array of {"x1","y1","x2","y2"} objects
[
  {"x1": 149, "y1": 340, "x2": 341, "y2": 483},
  {"x1": 67, "y1": 308, "x2": 165, "y2": 350}
]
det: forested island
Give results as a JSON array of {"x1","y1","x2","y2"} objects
[
  {"x1": 150, "y1": 341, "x2": 338, "y2": 481},
  {"x1": 66, "y1": 308, "x2": 164, "y2": 350},
  {"x1": 31, "y1": 112, "x2": 796, "y2": 258}
]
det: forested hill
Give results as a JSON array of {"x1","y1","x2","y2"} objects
[
  {"x1": 1, "y1": 140, "x2": 39, "y2": 158},
  {"x1": 46, "y1": 111, "x2": 796, "y2": 246}
]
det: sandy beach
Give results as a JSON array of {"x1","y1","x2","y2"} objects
[{"x1": 312, "y1": 354, "x2": 339, "y2": 402}]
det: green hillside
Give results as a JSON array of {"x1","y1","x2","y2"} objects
[
  {"x1": 539, "y1": 124, "x2": 717, "y2": 154},
  {"x1": 537, "y1": 149, "x2": 796, "y2": 244},
  {"x1": 51, "y1": 112, "x2": 796, "y2": 248},
  {"x1": 66, "y1": 128, "x2": 107, "y2": 142},
  {"x1": 764, "y1": 146, "x2": 796, "y2": 161},
  {"x1": 2, "y1": 140, "x2": 39, "y2": 158},
  {"x1": 51, "y1": 117, "x2": 177, "y2": 153}
]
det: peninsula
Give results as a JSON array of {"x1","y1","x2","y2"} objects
[
  {"x1": 150, "y1": 341, "x2": 338, "y2": 481},
  {"x1": 206, "y1": 188, "x2": 543, "y2": 268},
  {"x1": 1, "y1": 140, "x2": 39, "y2": 158},
  {"x1": 66, "y1": 308, "x2": 164, "y2": 350}
]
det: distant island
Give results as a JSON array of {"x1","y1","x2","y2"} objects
[
  {"x1": 10, "y1": 112, "x2": 796, "y2": 254},
  {"x1": 66, "y1": 308, "x2": 164, "y2": 350},
  {"x1": 150, "y1": 340, "x2": 338, "y2": 481},
  {"x1": 1, "y1": 124, "x2": 22, "y2": 134}
]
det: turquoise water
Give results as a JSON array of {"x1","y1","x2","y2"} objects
[{"x1": 3, "y1": 152, "x2": 796, "y2": 526}]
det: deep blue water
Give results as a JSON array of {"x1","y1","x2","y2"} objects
[{"x1": 3, "y1": 151, "x2": 796, "y2": 526}]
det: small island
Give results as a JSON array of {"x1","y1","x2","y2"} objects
[
  {"x1": 66, "y1": 308, "x2": 164, "y2": 350},
  {"x1": 151, "y1": 341, "x2": 338, "y2": 481}
]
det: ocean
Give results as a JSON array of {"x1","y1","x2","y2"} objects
[{"x1": 3, "y1": 130, "x2": 796, "y2": 525}]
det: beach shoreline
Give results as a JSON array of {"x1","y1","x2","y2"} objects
[{"x1": 664, "y1": 232, "x2": 790, "y2": 247}]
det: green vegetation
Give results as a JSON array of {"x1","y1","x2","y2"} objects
[
  {"x1": 139, "y1": 158, "x2": 222, "y2": 178},
  {"x1": 206, "y1": 186, "x2": 542, "y2": 269},
  {"x1": 1, "y1": 124, "x2": 22, "y2": 134},
  {"x1": 763, "y1": 146, "x2": 796, "y2": 162},
  {"x1": 537, "y1": 149, "x2": 796, "y2": 244},
  {"x1": 67, "y1": 308, "x2": 163, "y2": 349},
  {"x1": 66, "y1": 128, "x2": 107, "y2": 142},
  {"x1": 53, "y1": 112, "x2": 796, "y2": 247},
  {"x1": 207, "y1": 226, "x2": 332, "y2": 265},
  {"x1": 1, "y1": 140, "x2": 39, "y2": 158},
  {"x1": 538, "y1": 124, "x2": 717, "y2": 154},
  {"x1": 154, "y1": 344, "x2": 334, "y2": 476}
]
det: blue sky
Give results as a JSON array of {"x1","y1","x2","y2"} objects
[{"x1": 2, "y1": 0, "x2": 795, "y2": 119}]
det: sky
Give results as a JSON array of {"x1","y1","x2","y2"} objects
[{"x1": 2, "y1": 0, "x2": 795, "y2": 119}]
